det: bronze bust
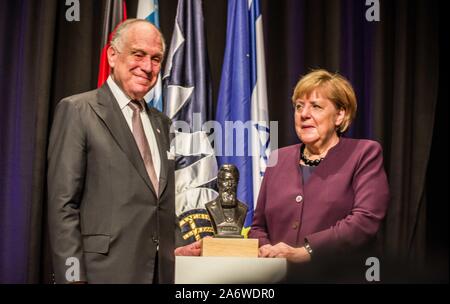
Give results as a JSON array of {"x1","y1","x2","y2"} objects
[{"x1": 205, "y1": 164, "x2": 248, "y2": 238}]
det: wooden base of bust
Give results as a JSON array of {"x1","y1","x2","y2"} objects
[{"x1": 201, "y1": 237, "x2": 259, "y2": 257}]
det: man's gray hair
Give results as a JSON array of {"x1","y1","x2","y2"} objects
[{"x1": 110, "y1": 18, "x2": 166, "y2": 54}]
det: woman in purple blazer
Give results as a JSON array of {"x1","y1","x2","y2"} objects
[{"x1": 249, "y1": 70, "x2": 389, "y2": 278}]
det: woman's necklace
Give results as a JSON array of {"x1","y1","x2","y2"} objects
[{"x1": 300, "y1": 145, "x2": 324, "y2": 167}]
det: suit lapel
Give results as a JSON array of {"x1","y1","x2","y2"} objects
[
  {"x1": 147, "y1": 108, "x2": 168, "y2": 197},
  {"x1": 89, "y1": 85, "x2": 156, "y2": 196},
  {"x1": 299, "y1": 139, "x2": 344, "y2": 184},
  {"x1": 297, "y1": 144, "x2": 305, "y2": 188}
]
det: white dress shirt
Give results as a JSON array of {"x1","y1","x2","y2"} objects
[{"x1": 106, "y1": 76, "x2": 161, "y2": 180}]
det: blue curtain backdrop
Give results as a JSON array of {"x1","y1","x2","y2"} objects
[{"x1": 0, "y1": 0, "x2": 444, "y2": 283}]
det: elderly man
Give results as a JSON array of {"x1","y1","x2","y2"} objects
[{"x1": 48, "y1": 19, "x2": 196, "y2": 284}]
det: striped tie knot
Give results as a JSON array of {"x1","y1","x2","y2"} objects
[{"x1": 128, "y1": 99, "x2": 145, "y2": 112}]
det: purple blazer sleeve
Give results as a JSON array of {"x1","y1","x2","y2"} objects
[{"x1": 305, "y1": 141, "x2": 390, "y2": 255}]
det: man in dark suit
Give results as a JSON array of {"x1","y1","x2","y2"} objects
[{"x1": 47, "y1": 19, "x2": 194, "y2": 284}]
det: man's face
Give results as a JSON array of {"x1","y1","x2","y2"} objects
[
  {"x1": 107, "y1": 23, "x2": 164, "y2": 100},
  {"x1": 218, "y1": 171, "x2": 237, "y2": 207},
  {"x1": 218, "y1": 172, "x2": 237, "y2": 193}
]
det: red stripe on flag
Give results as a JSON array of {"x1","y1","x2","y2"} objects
[
  {"x1": 97, "y1": 1, "x2": 128, "y2": 87},
  {"x1": 97, "y1": 46, "x2": 110, "y2": 88}
]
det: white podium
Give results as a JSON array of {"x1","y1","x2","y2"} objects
[{"x1": 175, "y1": 256, "x2": 287, "y2": 284}]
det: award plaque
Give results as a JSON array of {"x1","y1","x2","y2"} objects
[{"x1": 203, "y1": 164, "x2": 259, "y2": 257}]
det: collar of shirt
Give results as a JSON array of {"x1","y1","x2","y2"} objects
[
  {"x1": 106, "y1": 76, "x2": 132, "y2": 110},
  {"x1": 105, "y1": 76, "x2": 161, "y2": 182}
]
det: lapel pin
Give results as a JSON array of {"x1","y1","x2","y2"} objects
[{"x1": 156, "y1": 128, "x2": 161, "y2": 134}]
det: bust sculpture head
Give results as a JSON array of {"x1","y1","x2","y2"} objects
[
  {"x1": 217, "y1": 164, "x2": 239, "y2": 207},
  {"x1": 205, "y1": 164, "x2": 248, "y2": 238}
]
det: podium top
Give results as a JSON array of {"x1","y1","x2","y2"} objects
[{"x1": 175, "y1": 256, "x2": 287, "y2": 284}]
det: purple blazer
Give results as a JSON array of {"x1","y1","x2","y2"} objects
[{"x1": 249, "y1": 138, "x2": 389, "y2": 257}]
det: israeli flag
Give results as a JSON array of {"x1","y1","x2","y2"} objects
[{"x1": 215, "y1": 0, "x2": 271, "y2": 230}]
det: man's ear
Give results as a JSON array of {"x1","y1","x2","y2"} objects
[{"x1": 107, "y1": 45, "x2": 117, "y2": 68}]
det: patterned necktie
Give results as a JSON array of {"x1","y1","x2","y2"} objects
[{"x1": 128, "y1": 100, "x2": 159, "y2": 196}]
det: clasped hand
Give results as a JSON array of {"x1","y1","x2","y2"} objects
[
  {"x1": 174, "y1": 236, "x2": 213, "y2": 256},
  {"x1": 258, "y1": 242, "x2": 311, "y2": 263}
]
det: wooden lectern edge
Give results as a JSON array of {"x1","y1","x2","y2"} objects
[{"x1": 201, "y1": 237, "x2": 259, "y2": 258}]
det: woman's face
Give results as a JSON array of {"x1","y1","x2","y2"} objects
[{"x1": 294, "y1": 89, "x2": 345, "y2": 150}]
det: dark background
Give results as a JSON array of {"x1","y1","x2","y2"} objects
[{"x1": 0, "y1": 0, "x2": 446, "y2": 283}]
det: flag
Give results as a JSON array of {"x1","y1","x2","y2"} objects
[
  {"x1": 163, "y1": 0, "x2": 217, "y2": 243},
  {"x1": 137, "y1": 0, "x2": 163, "y2": 111},
  {"x1": 215, "y1": 0, "x2": 271, "y2": 232},
  {"x1": 137, "y1": 0, "x2": 159, "y2": 25},
  {"x1": 97, "y1": 0, "x2": 127, "y2": 87}
]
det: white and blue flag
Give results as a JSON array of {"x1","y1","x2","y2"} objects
[
  {"x1": 215, "y1": 0, "x2": 271, "y2": 232},
  {"x1": 137, "y1": 0, "x2": 163, "y2": 111},
  {"x1": 163, "y1": 0, "x2": 217, "y2": 243}
]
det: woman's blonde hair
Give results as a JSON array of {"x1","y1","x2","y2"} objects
[{"x1": 292, "y1": 69, "x2": 357, "y2": 134}]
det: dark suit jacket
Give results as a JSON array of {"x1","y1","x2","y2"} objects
[
  {"x1": 47, "y1": 84, "x2": 176, "y2": 283},
  {"x1": 249, "y1": 138, "x2": 390, "y2": 260}
]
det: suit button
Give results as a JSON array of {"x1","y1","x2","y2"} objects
[
  {"x1": 292, "y1": 221, "x2": 299, "y2": 229},
  {"x1": 152, "y1": 237, "x2": 159, "y2": 245},
  {"x1": 296, "y1": 195, "x2": 303, "y2": 203}
]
